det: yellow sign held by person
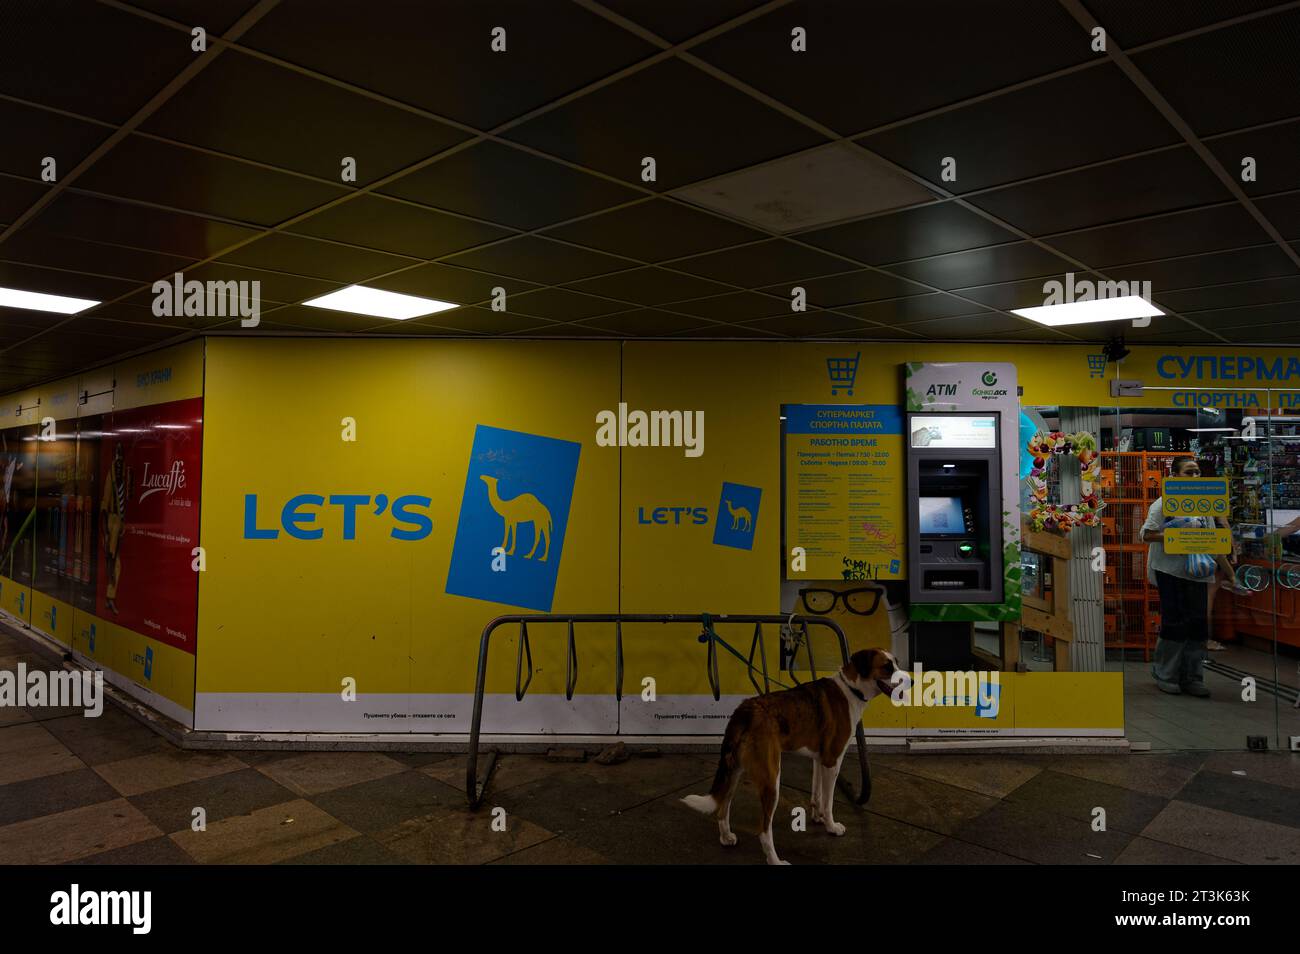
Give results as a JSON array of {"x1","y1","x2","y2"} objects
[
  {"x1": 1161, "y1": 477, "x2": 1231, "y2": 554},
  {"x1": 1164, "y1": 527, "x2": 1231, "y2": 554}
]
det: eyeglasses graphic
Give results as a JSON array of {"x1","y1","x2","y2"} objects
[{"x1": 798, "y1": 586, "x2": 883, "y2": 616}]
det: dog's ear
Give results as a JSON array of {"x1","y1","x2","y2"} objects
[
  {"x1": 847, "y1": 649, "x2": 877, "y2": 680},
  {"x1": 851, "y1": 648, "x2": 897, "y2": 681},
  {"x1": 877, "y1": 650, "x2": 898, "y2": 676}
]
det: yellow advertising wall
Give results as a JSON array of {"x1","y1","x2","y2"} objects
[
  {"x1": 113, "y1": 340, "x2": 205, "y2": 411},
  {"x1": 0, "y1": 574, "x2": 33, "y2": 622},
  {"x1": 193, "y1": 337, "x2": 1132, "y2": 736},
  {"x1": 775, "y1": 340, "x2": 1300, "y2": 410},
  {"x1": 15, "y1": 336, "x2": 1298, "y2": 737},
  {"x1": 0, "y1": 584, "x2": 33, "y2": 629},
  {"x1": 195, "y1": 338, "x2": 621, "y2": 733},
  {"x1": 616, "y1": 341, "x2": 1122, "y2": 736},
  {"x1": 859, "y1": 671, "x2": 1124, "y2": 736},
  {"x1": 0, "y1": 341, "x2": 202, "y2": 726},
  {"x1": 619, "y1": 343, "x2": 783, "y2": 710},
  {"x1": 1115, "y1": 348, "x2": 1300, "y2": 411}
]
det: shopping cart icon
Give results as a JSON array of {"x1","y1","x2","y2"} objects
[
  {"x1": 1087, "y1": 354, "x2": 1106, "y2": 378},
  {"x1": 827, "y1": 351, "x2": 861, "y2": 395}
]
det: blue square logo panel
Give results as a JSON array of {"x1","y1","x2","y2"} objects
[
  {"x1": 713, "y1": 482, "x2": 761, "y2": 550},
  {"x1": 446, "y1": 425, "x2": 581, "y2": 612},
  {"x1": 976, "y1": 682, "x2": 1001, "y2": 718}
]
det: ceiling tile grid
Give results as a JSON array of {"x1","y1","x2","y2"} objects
[{"x1": 0, "y1": 0, "x2": 1298, "y2": 390}]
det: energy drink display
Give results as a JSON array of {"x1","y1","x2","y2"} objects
[
  {"x1": 0, "y1": 426, "x2": 39, "y2": 607},
  {"x1": 34, "y1": 431, "x2": 79, "y2": 606},
  {"x1": 72, "y1": 417, "x2": 103, "y2": 612}
]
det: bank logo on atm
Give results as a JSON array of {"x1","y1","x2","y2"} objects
[
  {"x1": 713, "y1": 482, "x2": 761, "y2": 550},
  {"x1": 446, "y1": 425, "x2": 580, "y2": 612}
]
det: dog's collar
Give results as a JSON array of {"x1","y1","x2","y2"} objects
[{"x1": 836, "y1": 672, "x2": 866, "y2": 703}]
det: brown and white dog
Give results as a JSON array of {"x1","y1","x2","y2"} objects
[{"x1": 681, "y1": 648, "x2": 899, "y2": 865}]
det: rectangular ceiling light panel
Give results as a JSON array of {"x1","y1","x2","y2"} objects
[
  {"x1": 0, "y1": 286, "x2": 99, "y2": 314},
  {"x1": 1011, "y1": 295, "x2": 1164, "y2": 327},
  {"x1": 302, "y1": 285, "x2": 458, "y2": 320}
]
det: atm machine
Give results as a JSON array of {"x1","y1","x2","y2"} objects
[
  {"x1": 906, "y1": 411, "x2": 1005, "y2": 668},
  {"x1": 907, "y1": 412, "x2": 1003, "y2": 604}
]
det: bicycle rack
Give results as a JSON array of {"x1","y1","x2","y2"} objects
[{"x1": 466, "y1": 613, "x2": 872, "y2": 810}]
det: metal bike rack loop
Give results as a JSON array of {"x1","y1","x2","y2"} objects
[{"x1": 466, "y1": 613, "x2": 872, "y2": 810}]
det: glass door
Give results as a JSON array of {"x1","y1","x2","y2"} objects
[
  {"x1": 1112, "y1": 393, "x2": 1284, "y2": 751},
  {"x1": 1229, "y1": 397, "x2": 1296, "y2": 749}
]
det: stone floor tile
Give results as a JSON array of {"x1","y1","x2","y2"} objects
[
  {"x1": 94, "y1": 748, "x2": 247, "y2": 797},
  {"x1": 169, "y1": 798, "x2": 356, "y2": 864},
  {"x1": 254, "y1": 751, "x2": 406, "y2": 797},
  {"x1": 0, "y1": 797, "x2": 162, "y2": 864}
]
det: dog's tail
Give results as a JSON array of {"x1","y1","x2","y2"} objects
[
  {"x1": 680, "y1": 703, "x2": 750, "y2": 818},
  {"x1": 680, "y1": 793, "x2": 717, "y2": 815}
]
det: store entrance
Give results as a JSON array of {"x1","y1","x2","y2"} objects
[{"x1": 1097, "y1": 396, "x2": 1294, "y2": 751}]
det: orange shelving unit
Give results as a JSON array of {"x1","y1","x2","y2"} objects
[{"x1": 1099, "y1": 450, "x2": 1193, "y2": 660}]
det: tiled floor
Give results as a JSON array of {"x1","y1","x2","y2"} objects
[
  {"x1": 985, "y1": 631, "x2": 1299, "y2": 751},
  {"x1": 2, "y1": 627, "x2": 1299, "y2": 865},
  {"x1": 1118, "y1": 644, "x2": 1300, "y2": 751}
]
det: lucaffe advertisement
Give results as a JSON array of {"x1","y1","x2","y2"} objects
[
  {"x1": 1, "y1": 342, "x2": 205, "y2": 725},
  {"x1": 90, "y1": 398, "x2": 204, "y2": 653},
  {"x1": 67, "y1": 394, "x2": 205, "y2": 724}
]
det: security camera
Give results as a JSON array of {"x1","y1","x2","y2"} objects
[{"x1": 1102, "y1": 335, "x2": 1130, "y2": 363}]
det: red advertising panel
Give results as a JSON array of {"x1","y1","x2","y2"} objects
[{"x1": 97, "y1": 397, "x2": 203, "y2": 653}]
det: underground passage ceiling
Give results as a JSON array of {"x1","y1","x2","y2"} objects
[{"x1": 1, "y1": 0, "x2": 1300, "y2": 392}]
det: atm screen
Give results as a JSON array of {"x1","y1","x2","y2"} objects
[{"x1": 919, "y1": 496, "x2": 966, "y2": 535}]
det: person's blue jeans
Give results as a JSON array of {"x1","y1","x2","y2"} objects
[{"x1": 1152, "y1": 570, "x2": 1210, "y2": 690}]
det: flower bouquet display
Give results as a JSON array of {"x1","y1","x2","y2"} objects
[{"x1": 1025, "y1": 430, "x2": 1105, "y2": 533}]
